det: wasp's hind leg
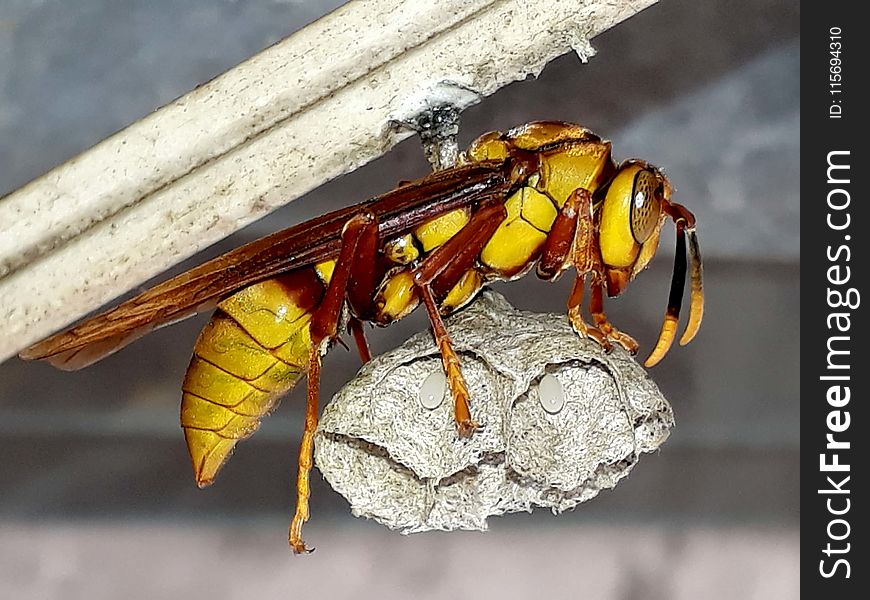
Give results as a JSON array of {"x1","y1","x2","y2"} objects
[{"x1": 289, "y1": 211, "x2": 380, "y2": 554}]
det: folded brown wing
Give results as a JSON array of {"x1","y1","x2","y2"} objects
[{"x1": 20, "y1": 161, "x2": 513, "y2": 370}]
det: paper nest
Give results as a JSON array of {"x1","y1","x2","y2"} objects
[{"x1": 315, "y1": 290, "x2": 673, "y2": 533}]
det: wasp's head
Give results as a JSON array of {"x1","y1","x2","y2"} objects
[
  {"x1": 597, "y1": 161, "x2": 704, "y2": 367},
  {"x1": 597, "y1": 161, "x2": 669, "y2": 294}
]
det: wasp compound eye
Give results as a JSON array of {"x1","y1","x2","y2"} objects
[{"x1": 630, "y1": 169, "x2": 662, "y2": 244}]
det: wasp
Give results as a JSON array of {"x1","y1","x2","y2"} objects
[{"x1": 20, "y1": 121, "x2": 703, "y2": 553}]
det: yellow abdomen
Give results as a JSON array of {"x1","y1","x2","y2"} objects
[{"x1": 180, "y1": 267, "x2": 325, "y2": 486}]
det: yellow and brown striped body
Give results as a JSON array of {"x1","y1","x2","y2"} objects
[{"x1": 181, "y1": 265, "x2": 331, "y2": 485}]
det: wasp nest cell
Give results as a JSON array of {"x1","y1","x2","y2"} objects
[{"x1": 315, "y1": 290, "x2": 673, "y2": 533}]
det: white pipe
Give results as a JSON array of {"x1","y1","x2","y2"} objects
[{"x1": 0, "y1": 0, "x2": 656, "y2": 363}]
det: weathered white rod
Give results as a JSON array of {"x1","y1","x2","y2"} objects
[{"x1": 0, "y1": 0, "x2": 655, "y2": 363}]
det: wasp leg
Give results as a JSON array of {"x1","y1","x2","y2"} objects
[
  {"x1": 544, "y1": 188, "x2": 613, "y2": 350},
  {"x1": 417, "y1": 286, "x2": 476, "y2": 437},
  {"x1": 555, "y1": 186, "x2": 639, "y2": 354},
  {"x1": 346, "y1": 208, "x2": 383, "y2": 320},
  {"x1": 538, "y1": 188, "x2": 589, "y2": 280},
  {"x1": 567, "y1": 275, "x2": 611, "y2": 351},
  {"x1": 413, "y1": 200, "x2": 508, "y2": 437},
  {"x1": 343, "y1": 204, "x2": 384, "y2": 365},
  {"x1": 347, "y1": 317, "x2": 372, "y2": 364},
  {"x1": 289, "y1": 212, "x2": 379, "y2": 555},
  {"x1": 289, "y1": 343, "x2": 322, "y2": 555},
  {"x1": 590, "y1": 279, "x2": 639, "y2": 354}
]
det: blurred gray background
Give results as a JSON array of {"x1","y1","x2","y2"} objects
[{"x1": 0, "y1": 1, "x2": 799, "y2": 599}]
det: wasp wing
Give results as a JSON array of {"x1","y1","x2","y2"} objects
[{"x1": 20, "y1": 161, "x2": 513, "y2": 370}]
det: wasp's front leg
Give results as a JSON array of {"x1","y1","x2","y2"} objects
[
  {"x1": 542, "y1": 187, "x2": 638, "y2": 354},
  {"x1": 589, "y1": 276, "x2": 639, "y2": 355},
  {"x1": 566, "y1": 274, "x2": 611, "y2": 351},
  {"x1": 571, "y1": 187, "x2": 639, "y2": 355},
  {"x1": 537, "y1": 188, "x2": 611, "y2": 349}
]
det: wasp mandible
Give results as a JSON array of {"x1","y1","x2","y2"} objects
[{"x1": 21, "y1": 121, "x2": 704, "y2": 553}]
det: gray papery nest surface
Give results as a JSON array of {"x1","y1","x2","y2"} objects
[{"x1": 315, "y1": 290, "x2": 673, "y2": 533}]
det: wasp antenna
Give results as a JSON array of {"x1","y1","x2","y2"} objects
[
  {"x1": 679, "y1": 226, "x2": 704, "y2": 345},
  {"x1": 644, "y1": 219, "x2": 687, "y2": 368}
]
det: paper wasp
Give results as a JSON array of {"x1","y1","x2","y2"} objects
[{"x1": 20, "y1": 121, "x2": 703, "y2": 553}]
